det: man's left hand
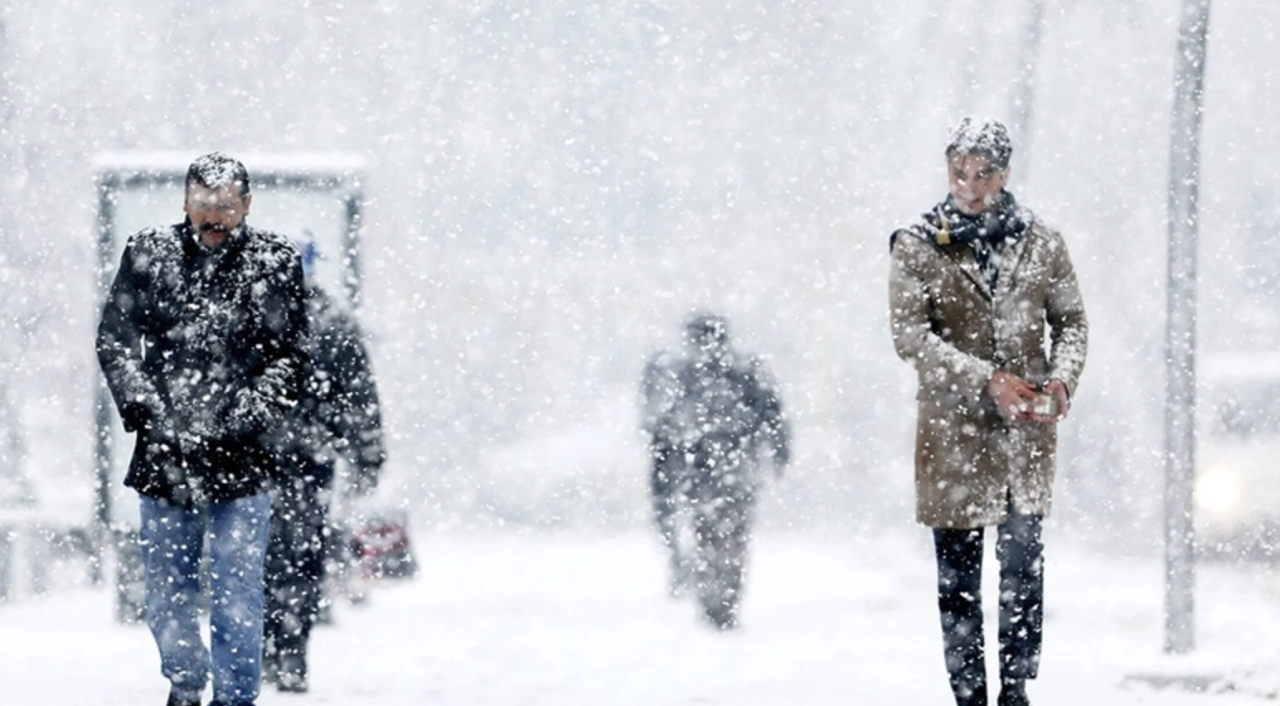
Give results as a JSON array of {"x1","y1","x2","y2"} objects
[{"x1": 348, "y1": 471, "x2": 379, "y2": 498}]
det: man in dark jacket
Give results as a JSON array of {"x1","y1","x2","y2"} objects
[
  {"x1": 648, "y1": 312, "x2": 790, "y2": 630},
  {"x1": 97, "y1": 152, "x2": 308, "y2": 706},
  {"x1": 262, "y1": 243, "x2": 385, "y2": 694}
]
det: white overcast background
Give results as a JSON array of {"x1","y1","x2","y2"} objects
[{"x1": 2, "y1": 0, "x2": 1280, "y2": 703}]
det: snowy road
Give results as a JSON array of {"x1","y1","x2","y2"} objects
[{"x1": 3, "y1": 529, "x2": 1279, "y2": 705}]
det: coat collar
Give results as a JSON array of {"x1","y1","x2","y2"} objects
[
  {"x1": 937, "y1": 242, "x2": 994, "y2": 301},
  {"x1": 943, "y1": 230, "x2": 1035, "y2": 301},
  {"x1": 992, "y1": 232, "x2": 1031, "y2": 296},
  {"x1": 894, "y1": 202, "x2": 1038, "y2": 302}
]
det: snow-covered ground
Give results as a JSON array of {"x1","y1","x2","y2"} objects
[{"x1": 3, "y1": 528, "x2": 1280, "y2": 705}]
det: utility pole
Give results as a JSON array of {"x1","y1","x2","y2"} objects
[
  {"x1": 1009, "y1": 0, "x2": 1046, "y2": 181},
  {"x1": 1164, "y1": 0, "x2": 1211, "y2": 655}
]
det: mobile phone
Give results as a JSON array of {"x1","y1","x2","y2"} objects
[{"x1": 1032, "y1": 393, "x2": 1058, "y2": 417}]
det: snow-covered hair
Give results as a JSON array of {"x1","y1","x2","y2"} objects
[
  {"x1": 684, "y1": 311, "x2": 729, "y2": 348},
  {"x1": 186, "y1": 152, "x2": 251, "y2": 197},
  {"x1": 945, "y1": 117, "x2": 1012, "y2": 170}
]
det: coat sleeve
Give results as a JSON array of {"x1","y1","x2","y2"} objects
[
  {"x1": 223, "y1": 248, "x2": 309, "y2": 440},
  {"x1": 1044, "y1": 232, "x2": 1089, "y2": 396},
  {"x1": 889, "y1": 233, "x2": 997, "y2": 398},
  {"x1": 751, "y1": 362, "x2": 790, "y2": 467},
  {"x1": 327, "y1": 314, "x2": 387, "y2": 484},
  {"x1": 95, "y1": 238, "x2": 163, "y2": 433},
  {"x1": 639, "y1": 353, "x2": 682, "y2": 442}
]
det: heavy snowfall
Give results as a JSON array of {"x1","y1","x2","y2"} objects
[{"x1": 2, "y1": 0, "x2": 1280, "y2": 703}]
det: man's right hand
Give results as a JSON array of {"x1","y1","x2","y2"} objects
[
  {"x1": 348, "y1": 469, "x2": 379, "y2": 498},
  {"x1": 144, "y1": 414, "x2": 181, "y2": 453},
  {"x1": 987, "y1": 370, "x2": 1040, "y2": 422}
]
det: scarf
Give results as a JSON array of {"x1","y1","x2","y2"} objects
[{"x1": 926, "y1": 191, "x2": 1030, "y2": 291}]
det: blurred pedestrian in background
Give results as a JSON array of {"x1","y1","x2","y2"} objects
[
  {"x1": 888, "y1": 117, "x2": 1089, "y2": 706},
  {"x1": 641, "y1": 312, "x2": 789, "y2": 630},
  {"x1": 262, "y1": 239, "x2": 386, "y2": 693},
  {"x1": 97, "y1": 152, "x2": 308, "y2": 706}
]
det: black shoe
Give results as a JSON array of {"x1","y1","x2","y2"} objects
[
  {"x1": 997, "y1": 680, "x2": 1030, "y2": 706},
  {"x1": 701, "y1": 604, "x2": 739, "y2": 631},
  {"x1": 261, "y1": 652, "x2": 279, "y2": 686},
  {"x1": 953, "y1": 683, "x2": 988, "y2": 706},
  {"x1": 166, "y1": 690, "x2": 201, "y2": 706},
  {"x1": 277, "y1": 673, "x2": 308, "y2": 693},
  {"x1": 276, "y1": 652, "x2": 309, "y2": 693}
]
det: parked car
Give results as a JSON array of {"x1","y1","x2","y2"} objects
[{"x1": 1195, "y1": 352, "x2": 1280, "y2": 560}]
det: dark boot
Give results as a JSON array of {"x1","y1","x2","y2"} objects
[
  {"x1": 276, "y1": 650, "x2": 309, "y2": 693},
  {"x1": 700, "y1": 600, "x2": 739, "y2": 631},
  {"x1": 261, "y1": 634, "x2": 281, "y2": 686},
  {"x1": 997, "y1": 679, "x2": 1030, "y2": 706},
  {"x1": 166, "y1": 690, "x2": 201, "y2": 706},
  {"x1": 953, "y1": 680, "x2": 988, "y2": 706}
]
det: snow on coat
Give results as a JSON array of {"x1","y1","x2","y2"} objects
[
  {"x1": 889, "y1": 207, "x2": 1088, "y2": 529},
  {"x1": 644, "y1": 343, "x2": 790, "y2": 495},
  {"x1": 96, "y1": 220, "x2": 308, "y2": 506}
]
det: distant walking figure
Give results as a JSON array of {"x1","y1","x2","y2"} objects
[{"x1": 640, "y1": 312, "x2": 789, "y2": 630}]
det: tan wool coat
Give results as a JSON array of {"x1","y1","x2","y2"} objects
[{"x1": 889, "y1": 210, "x2": 1088, "y2": 529}]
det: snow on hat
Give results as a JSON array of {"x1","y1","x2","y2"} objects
[{"x1": 946, "y1": 117, "x2": 1012, "y2": 170}]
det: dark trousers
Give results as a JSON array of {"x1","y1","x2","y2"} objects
[
  {"x1": 688, "y1": 438, "x2": 756, "y2": 630},
  {"x1": 691, "y1": 487, "x2": 754, "y2": 629},
  {"x1": 933, "y1": 510, "x2": 1043, "y2": 706},
  {"x1": 650, "y1": 442, "x2": 685, "y2": 578},
  {"x1": 264, "y1": 461, "x2": 332, "y2": 674}
]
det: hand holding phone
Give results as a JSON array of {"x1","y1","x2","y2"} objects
[{"x1": 1031, "y1": 393, "x2": 1058, "y2": 418}]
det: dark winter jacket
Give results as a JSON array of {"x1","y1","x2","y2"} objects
[
  {"x1": 640, "y1": 349, "x2": 684, "y2": 451},
  {"x1": 268, "y1": 283, "x2": 385, "y2": 491},
  {"x1": 96, "y1": 220, "x2": 308, "y2": 507},
  {"x1": 648, "y1": 344, "x2": 790, "y2": 489}
]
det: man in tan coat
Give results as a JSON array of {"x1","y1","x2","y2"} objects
[{"x1": 889, "y1": 117, "x2": 1088, "y2": 706}]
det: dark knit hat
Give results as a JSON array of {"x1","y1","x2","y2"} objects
[{"x1": 683, "y1": 311, "x2": 729, "y2": 348}]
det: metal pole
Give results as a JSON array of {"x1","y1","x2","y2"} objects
[
  {"x1": 91, "y1": 175, "x2": 117, "y2": 587},
  {"x1": 1164, "y1": 0, "x2": 1211, "y2": 656},
  {"x1": 1009, "y1": 0, "x2": 1047, "y2": 181}
]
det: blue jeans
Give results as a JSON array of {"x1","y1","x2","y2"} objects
[{"x1": 139, "y1": 493, "x2": 271, "y2": 706}]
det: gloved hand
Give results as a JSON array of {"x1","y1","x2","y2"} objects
[
  {"x1": 348, "y1": 467, "x2": 379, "y2": 498},
  {"x1": 121, "y1": 398, "x2": 160, "y2": 434},
  {"x1": 143, "y1": 411, "x2": 182, "y2": 454},
  {"x1": 772, "y1": 440, "x2": 789, "y2": 469},
  {"x1": 763, "y1": 426, "x2": 789, "y2": 476},
  {"x1": 225, "y1": 388, "x2": 273, "y2": 439}
]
